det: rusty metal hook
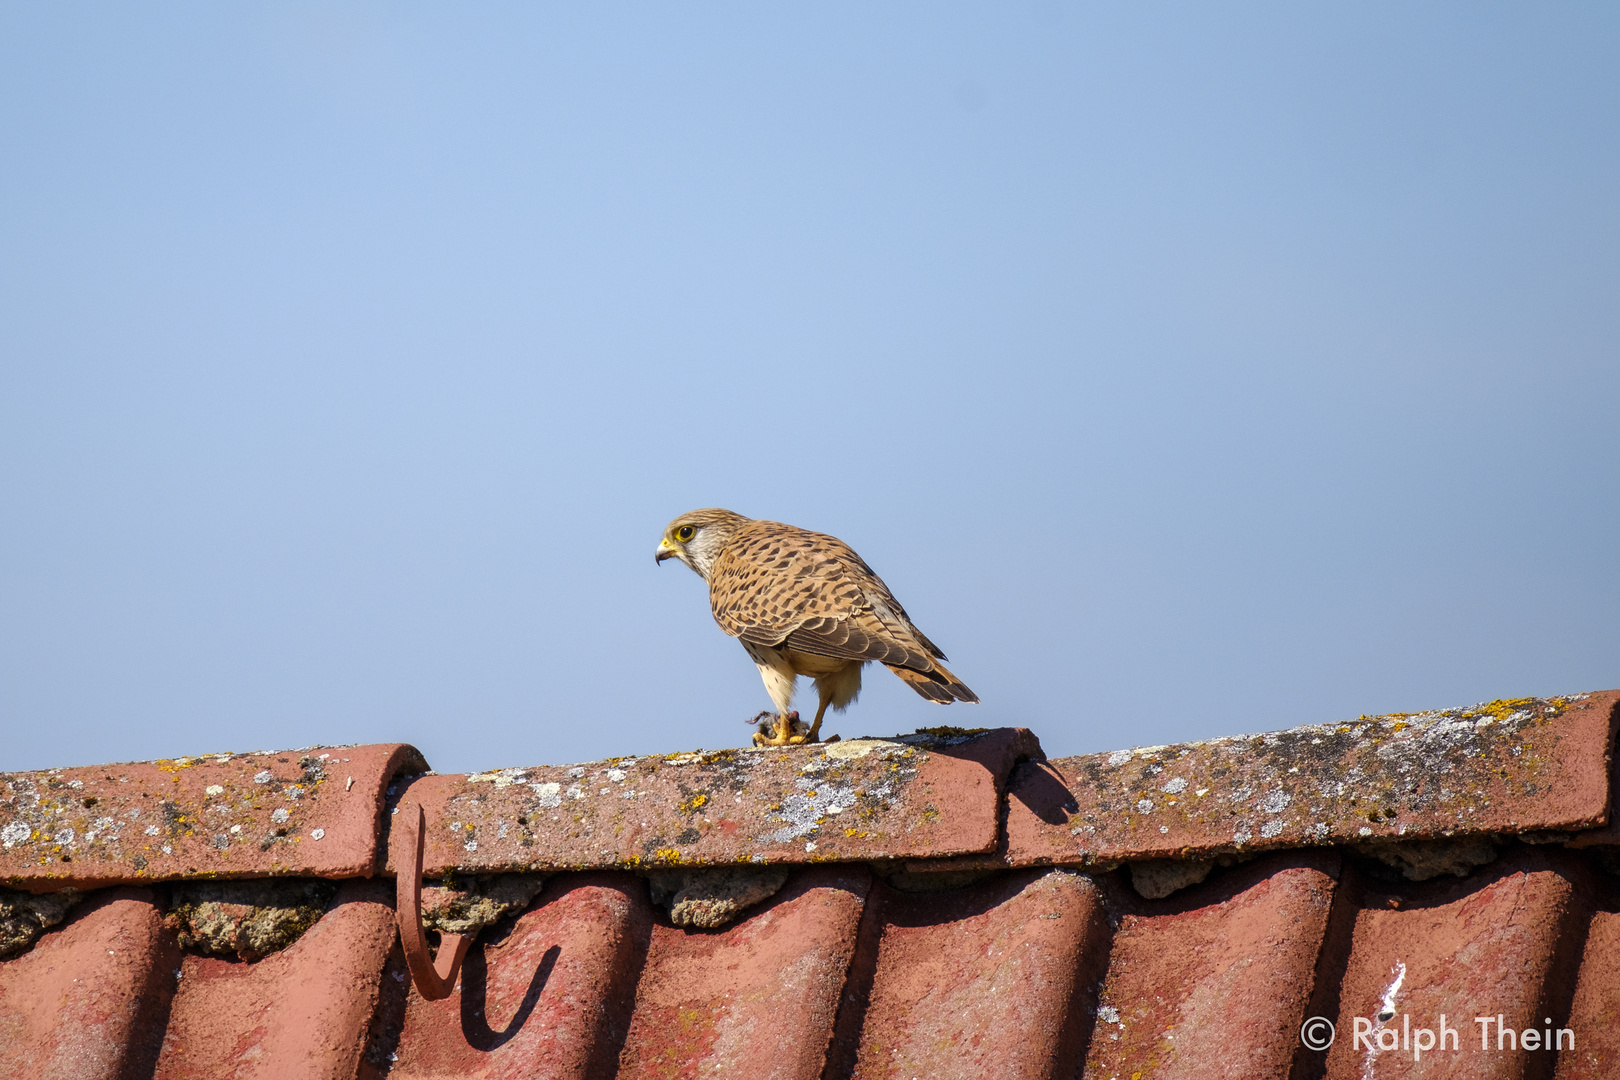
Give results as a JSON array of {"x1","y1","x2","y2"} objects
[{"x1": 394, "y1": 803, "x2": 472, "y2": 1001}]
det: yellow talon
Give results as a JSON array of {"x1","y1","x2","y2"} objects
[{"x1": 751, "y1": 711, "x2": 805, "y2": 747}]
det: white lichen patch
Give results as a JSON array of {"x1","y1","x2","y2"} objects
[
  {"x1": 762, "y1": 779, "x2": 864, "y2": 843},
  {"x1": 468, "y1": 768, "x2": 529, "y2": 787},
  {"x1": 1161, "y1": 777, "x2": 1188, "y2": 795},
  {"x1": 824, "y1": 739, "x2": 886, "y2": 760}
]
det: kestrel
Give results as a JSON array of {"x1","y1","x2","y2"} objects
[{"x1": 656, "y1": 508, "x2": 978, "y2": 746}]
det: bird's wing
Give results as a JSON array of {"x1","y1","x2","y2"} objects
[{"x1": 708, "y1": 520, "x2": 941, "y2": 671}]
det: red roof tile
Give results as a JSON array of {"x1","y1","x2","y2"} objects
[
  {"x1": 386, "y1": 872, "x2": 649, "y2": 1080},
  {"x1": 616, "y1": 865, "x2": 868, "y2": 1079},
  {"x1": 1004, "y1": 690, "x2": 1619, "y2": 870},
  {"x1": 1, "y1": 691, "x2": 1616, "y2": 1079},
  {"x1": 832, "y1": 868, "x2": 1108, "y2": 1080},
  {"x1": 384, "y1": 728, "x2": 1040, "y2": 877},
  {"x1": 152, "y1": 881, "x2": 399, "y2": 1080},
  {"x1": 1562, "y1": 873, "x2": 1620, "y2": 1080},
  {"x1": 1, "y1": 744, "x2": 428, "y2": 891},
  {"x1": 1087, "y1": 853, "x2": 1339, "y2": 1080},
  {"x1": 0, "y1": 888, "x2": 177, "y2": 1080},
  {"x1": 1315, "y1": 848, "x2": 1590, "y2": 1080}
]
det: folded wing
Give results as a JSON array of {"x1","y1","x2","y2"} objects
[{"x1": 708, "y1": 520, "x2": 978, "y2": 704}]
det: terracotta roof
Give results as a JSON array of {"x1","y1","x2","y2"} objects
[{"x1": 1, "y1": 689, "x2": 1616, "y2": 1079}]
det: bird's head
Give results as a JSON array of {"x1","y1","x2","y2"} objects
[{"x1": 656, "y1": 507, "x2": 750, "y2": 581}]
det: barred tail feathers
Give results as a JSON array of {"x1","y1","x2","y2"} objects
[{"x1": 884, "y1": 659, "x2": 979, "y2": 704}]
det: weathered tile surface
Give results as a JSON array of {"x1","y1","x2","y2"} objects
[
  {"x1": 1, "y1": 744, "x2": 427, "y2": 889},
  {"x1": 0, "y1": 694, "x2": 1616, "y2": 1080},
  {"x1": 1006, "y1": 692, "x2": 1619, "y2": 868},
  {"x1": 387, "y1": 729, "x2": 1039, "y2": 876}
]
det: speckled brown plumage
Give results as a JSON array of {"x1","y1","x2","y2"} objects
[{"x1": 656, "y1": 509, "x2": 977, "y2": 745}]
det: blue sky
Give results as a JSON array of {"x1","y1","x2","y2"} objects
[{"x1": 3, "y1": 4, "x2": 1617, "y2": 774}]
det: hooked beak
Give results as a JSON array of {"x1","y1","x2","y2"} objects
[{"x1": 655, "y1": 538, "x2": 677, "y2": 565}]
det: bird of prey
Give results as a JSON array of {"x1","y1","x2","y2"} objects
[{"x1": 656, "y1": 508, "x2": 978, "y2": 746}]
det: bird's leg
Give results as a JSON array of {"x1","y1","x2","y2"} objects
[
  {"x1": 793, "y1": 698, "x2": 832, "y2": 745},
  {"x1": 748, "y1": 651, "x2": 802, "y2": 747},
  {"x1": 752, "y1": 711, "x2": 800, "y2": 747},
  {"x1": 795, "y1": 667, "x2": 858, "y2": 745}
]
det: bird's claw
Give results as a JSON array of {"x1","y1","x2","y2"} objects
[{"x1": 750, "y1": 711, "x2": 802, "y2": 747}]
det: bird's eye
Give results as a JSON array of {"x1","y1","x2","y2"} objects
[{"x1": 675, "y1": 526, "x2": 696, "y2": 542}]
